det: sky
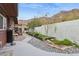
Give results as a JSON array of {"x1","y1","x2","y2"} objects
[{"x1": 18, "y1": 3, "x2": 79, "y2": 20}]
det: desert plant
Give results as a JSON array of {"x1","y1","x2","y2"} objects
[
  {"x1": 60, "y1": 38, "x2": 73, "y2": 46},
  {"x1": 27, "y1": 32, "x2": 79, "y2": 48},
  {"x1": 49, "y1": 38, "x2": 73, "y2": 46},
  {"x1": 73, "y1": 43, "x2": 79, "y2": 48}
]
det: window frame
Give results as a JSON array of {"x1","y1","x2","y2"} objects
[{"x1": 0, "y1": 13, "x2": 7, "y2": 30}]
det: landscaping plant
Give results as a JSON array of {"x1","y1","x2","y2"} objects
[{"x1": 27, "y1": 32, "x2": 79, "y2": 48}]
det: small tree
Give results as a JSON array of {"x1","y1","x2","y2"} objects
[
  {"x1": 44, "y1": 13, "x2": 49, "y2": 35},
  {"x1": 27, "y1": 18, "x2": 42, "y2": 32}
]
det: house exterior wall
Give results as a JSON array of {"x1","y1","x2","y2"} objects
[
  {"x1": 0, "y1": 3, "x2": 18, "y2": 47},
  {"x1": 0, "y1": 13, "x2": 7, "y2": 47},
  {"x1": 0, "y1": 30, "x2": 6, "y2": 47}
]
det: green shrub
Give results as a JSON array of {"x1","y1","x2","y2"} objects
[
  {"x1": 73, "y1": 43, "x2": 79, "y2": 48},
  {"x1": 33, "y1": 32, "x2": 39, "y2": 37},
  {"x1": 45, "y1": 37, "x2": 56, "y2": 40},
  {"x1": 49, "y1": 38, "x2": 73, "y2": 46},
  {"x1": 27, "y1": 32, "x2": 79, "y2": 48},
  {"x1": 27, "y1": 32, "x2": 57, "y2": 41},
  {"x1": 37, "y1": 34, "x2": 46, "y2": 41},
  {"x1": 50, "y1": 39, "x2": 62, "y2": 45},
  {"x1": 60, "y1": 39, "x2": 73, "y2": 46}
]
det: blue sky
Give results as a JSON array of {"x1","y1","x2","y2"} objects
[{"x1": 18, "y1": 3, "x2": 79, "y2": 20}]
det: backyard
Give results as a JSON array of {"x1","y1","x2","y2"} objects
[
  {"x1": 1, "y1": 34, "x2": 79, "y2": 56},
  {"x1": 1, "y1": 3, "x2": 79, "y2": 56}
]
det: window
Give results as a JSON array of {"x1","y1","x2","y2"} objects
[
  {"x1": 0, "y1": 14, "x2": 7, "y2": 30},
  {"x1": 0, "y1": 16, "x2": 3, "y2": 29}
]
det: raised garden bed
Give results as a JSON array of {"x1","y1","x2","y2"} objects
[
  {"x1": 26, "y1": 32, "x2": 56, "y2": 41},
  {"x1": 26, "y1": 32, "x2": 79, "y2": 51},
  {"x1": 46, "y1": 40, "x2": 73, "y2": 51}
]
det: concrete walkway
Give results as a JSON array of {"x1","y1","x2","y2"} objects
[
  {"x1": 1, "y1": 34, "x2": 79, "y2": 56},
  {"x1": 13, "y1": 35, "x2": 53, "y2": 56},
  {"x1": 12, "y1": 34, "x2": 79, "y2": 56}
]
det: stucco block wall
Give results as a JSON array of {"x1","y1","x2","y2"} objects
[{"x1": 34, "y1": 19, "x2": 79, "y2": 43}]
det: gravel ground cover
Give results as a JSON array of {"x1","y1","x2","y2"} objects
[{"x1": 28, "y1": 36, "x2": 79, "y2": 54}]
